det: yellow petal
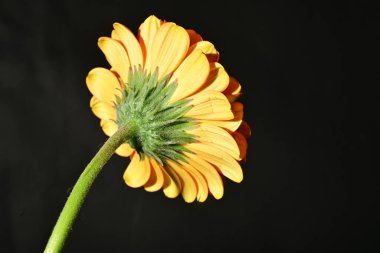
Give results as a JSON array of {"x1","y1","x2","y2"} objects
[
  {"x1": 169, "y1": 49, "x2": 210, "y2": 102},
  {"x1": 111, "y1": 29, "x2": 120, "y2": 40},
  {"x1": 186, "y1": 90, "x2": 233, "y2": 120},
  {"x1": 123, "y1": 153, "x2": 151, "y2": 188},
  {"x1": 144, "y1": 158, "x2": 164, "y2": 192},
  {"x1": 86, "y1": 68, "x2": 121, "y2": 104},
  {"x1": 115, "y1": 143, "x2": 134, "y2": 157},
  {"x1": 189, "y1": 41, "x2": 219, "y2": 62},
  {"x1": 232, "y1": 131, "x2": 248, "y2": 161},
  {"x1": 186, "y1": 143, "x2": 243, "y2": 183},
  {"x1": 162, "y1": 166, "x2": 181, "y2": 198},
  {"x1": 90, "y1": 96, "x2": 98, "y2": 108},
  {"x1": 198, "y1": 119, "x2": 240, "y2": 132},
  {"x1": 138, "y1": 15, "x2": 162, "y2": 65},
  {"x1": 179, "y1": 161, "x2": 209, "y2": 202},
  {"x1": 199, "y1": 63, "x2": 229, "y2": 92},
  {"x1": 189, "y1": 124, "x2": 240, "y2": 160},
  {"x1": 187, "y1": 29, "x2": 203, "y2": 45},
  {"x1": 223, "y1": 77, "x2": 242, "y2": 101},
  {"x1": 185, "y1": 154, "x2": 224, "y2": 199},
  {"x1": 100, "y1": 119, "x2": 118, "y2": 136},
  {"x1": 148, "y1": 23, "x2": 189, "y2": 79},
  {"x1": 168, "y1": 161, "x2": 197, "y2": 203},
  {"x1": 198, "y1": 101, "x2": 243, "y2": 131},
  {"x1": 98, "y1": 37, "x2": 131, "y2": 82},
  {"x1": 90, "y1": 98, "x2": 116, "y2": 120},
  {"x1": 112, "y1": 23, "x2": 143, "y2": 68}
]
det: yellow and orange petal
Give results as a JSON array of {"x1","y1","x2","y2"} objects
[{"x1": 86, "y1": 15, "x2": 250, "y2": 203}]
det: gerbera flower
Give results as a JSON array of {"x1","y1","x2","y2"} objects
[{"x1": 86, "y1": 15, "x2": 250, "y2": 203}]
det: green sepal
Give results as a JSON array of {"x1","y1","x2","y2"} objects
[{"x1": 115, "y1": 68, "x2": 197, "y2": 165}]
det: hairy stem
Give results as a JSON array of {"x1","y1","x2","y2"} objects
[{"x1": 44, "y1": 125, "x2": 130, "y2": 253}]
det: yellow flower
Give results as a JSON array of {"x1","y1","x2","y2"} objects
[{"x1": 86, "y1": 15, "x2": 250, "y2": 203}]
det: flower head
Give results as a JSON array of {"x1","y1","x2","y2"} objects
[{"x1": 86, "y1": 15, "x2": 250, "y2": 202}]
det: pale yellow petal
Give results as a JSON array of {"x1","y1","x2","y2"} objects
[
  {"x1": 90, "y1": 98, "x2": 116, "y2": 120},
  {"x1": 111, "y1": 30, "x2": 120, "y2": 40},
  {"x1": 90, "y1": 96, "x2": 98, "y2": 108},
  {"x1": 179, "y1": 161, "x2": 209, "y2": 202},
  {"x1": 112, "y1": 23, "x2": 143, "y2": 68},
  {"x1": 187, "y1": 29, "x2": 203, "y2": 45},
  {"x1": 185, "y1": 90, "x2": 233, "y2": 120},
  {"x1": 144, "y1": 158, "x2": 164, "y2": 192},
  {"x1": 123, "y1": 153, "x2": 151, "y2": 188},
  {"x1": 170, "y1": 49, "x2": 210, "y2": 102},
  {"x1": 138, "y1": 15, "x2": 162, "y2": 65},
  {"x1": 98, "y1": 37, "x2": 131, "y2": 82},
  {"x1": 189, "y1": 41, "x2": 219, "y2": 62},
  {"x1": 199, "y1": 63, "x2": 229, "y2": 92},
  {"x1": 189, "y1": 124, "x2": 240, "y2": 160},
  {"x1": 115, "y1": 143, "x2": 134, "y2": 157},
  {"x1": 198, "y1": 119, "x2": 241, "y2": 132},
  {"x1": 198, "y1": 101, "x2": 243, "y2": 131},
  {"x1": 168, "y1": 161, "x2": 197, "y2": 203},
  {"x1": 185, "y1": 154, "x2": 224, "y2": 199},
  {"x1": 148, "y1": 23, "x2": 189, "y2": 79},
  {"x1": 86, "y1": 68, "x2": 121, "y2": 104},
  {"x1": 162, "y1": 166, "x2": 181, "y2": 198},
  {"x1": 186, "y1": 143, "x2": 243, "y2": 183},
  {"x1": 100, "y1": 119, "x2": 118, "y2": 137}
]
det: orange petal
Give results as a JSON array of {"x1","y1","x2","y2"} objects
[
  {"x1": 198, "y1": 101, "x2": 243, "y2": 131},
  {"x1": 168, "y1": 161, "x2": 197, "y2": 203},
  {"x1": 112, "y1": 23, "x2": 143, "y2": 68},
  {"x1": 223, "y1": 77, "x2": 242, "y2": 101},
  {"x1": 144, "y1": 158, "x2": 164, "y2": 192},
  {"x1": 187, "y1": 29, "x2": 203, "y2": 45},
  {"x1": 189, "y1": 41, "x2": 219, "y2": 62},
  {"x1": 86, "y1": 68, "x2": 121, "y2": 104},
  {"x1": 148, "y1": 23, "x2": 189, "y2": 79},
  {"x1": 98, "y1": 37, "x2": 131, "y2": 82},
  {"x1": 199, "y1": 63, "x2": 229, "y2": 92},
  {"x1": 238, "y1": 120, "x2": 251, "y2": 139},
  {"x1": 100, "y1": 119, "x2": 118, "y2": 137},
  {"x1": 162, "y1": 166, "x2": 182, "y2": 198},
  {"x1": 179, "y1": 161, "x2": 209, "y2": 202},
  {"x1": 115, "y1": 143, "x2": 134, "y2": 157},
  {"x1": 231, "y1": 102, "x2": 244, "y2": 120},
  {"x1": 138, "y1": 15, "x2": 162, "y2": 66},
  {"x1": 123, "y1": 153, "x2": 151, "y2": 188},
  {"x1": 170, "y1": 49, "x2": 210, "y2": 102},
  {"x1": 232, "y1": 131, "x2": 248, "y2": 161},
  {"x1": 186, "y1": 143, "x2": 243, "y2": 183},
  {"x1": 90, "y1": 97, "x2": 116, "y2": 120},
  {"x1": 185, "y1": 154, "x2": 224, "y2": 199},
  {"x1": 186, "y1": 90, "x2": 233, "y2": 120},
  {"x1": 189, "y1": 124, "x2": 240, "y2": 160}
]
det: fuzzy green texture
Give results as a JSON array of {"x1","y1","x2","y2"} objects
[
  {"x1": 44, "y1": 125, "x2": 132, "y2": 253},
  {"x1": 115, "y1": 67, "x2": 197, "y2": 165}
]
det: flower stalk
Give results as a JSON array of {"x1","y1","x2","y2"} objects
[{"x1": 44, "y1": 125, "x2": 131, "y2": 253}]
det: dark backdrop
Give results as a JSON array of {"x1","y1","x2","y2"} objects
[{"x1": 0, "y1": 0, "x2": 377, "y2": 252}]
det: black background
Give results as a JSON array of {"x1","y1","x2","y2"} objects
[{"x1": 0, "y1": 0, "x2": 378, "y2": 252}]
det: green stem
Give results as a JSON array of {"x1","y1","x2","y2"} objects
[{"x1": 44, "y1": 125, "x2": 131, "y2": 253}]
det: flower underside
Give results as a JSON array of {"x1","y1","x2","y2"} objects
[{"x1": 115, "y1": 67, "x2": 197, "y2": 166}]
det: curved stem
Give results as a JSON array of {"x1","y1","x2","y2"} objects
[{"x1": 44, "y1": 125, "x2": 131, "y2": 253}]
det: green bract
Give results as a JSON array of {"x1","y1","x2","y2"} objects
[{"x1": 115, "y1": 67, "x2": 197, "y2": 165}]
